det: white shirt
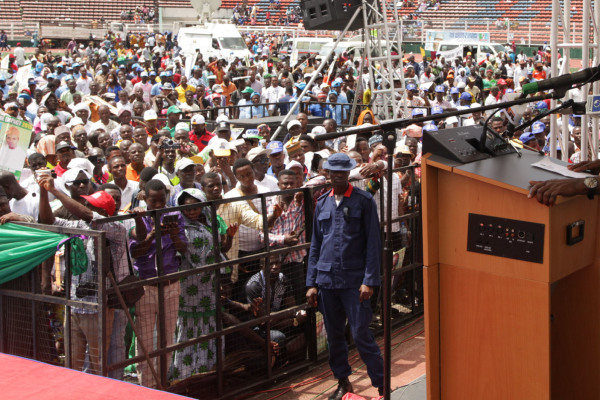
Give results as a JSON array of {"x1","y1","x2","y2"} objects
[
  {"x1": 117, "y1": 180, "x2": 139, "y2": 211},
  {"x1": 256, "y1": 175, "x2": 279, "y2": 192},
  {"x1": 14, "y1": 46, "x2": 25, "y2": 66},
  {"x1": 10, "y1": 191, "x2": 39, "y2": 220},
  {"x1": 76, "y1": 76, "x2": 91, "y2": 95}
]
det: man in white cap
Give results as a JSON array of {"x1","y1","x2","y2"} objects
[
  {"x1": 143, "y1": 109, "x2": 159, "y2": 137},
  {"x1": 247, "y1": 146, "x2": 278, "y2": 192},
  {"x1": 189, "y1": 114, "x2": 214, "y2": 152},
  {"x1": 133, "y1": 71, "x2": 153, "y2": 103},
  {"x1": 70, "y1": 103, "x2": 93, "y2": 133}
]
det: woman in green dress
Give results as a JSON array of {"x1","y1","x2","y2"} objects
[{"x1": 172, "y1": 188, "x2": 237, "y2": 380}]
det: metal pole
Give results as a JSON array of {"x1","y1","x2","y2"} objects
[
  {"x1": 271, "y1": 6, "x2": 363, "y2": 141},
  {"x1": 382, "y1": 130, "x2": 396, "y2": 400},
  {"x1": 593, "y1": 0, "x2": 600, "y2": 160},
  {"x1": 550, "y1": 0, "x2": 560, "y2": 158}
]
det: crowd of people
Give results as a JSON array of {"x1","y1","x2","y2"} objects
[
  {"x1": 120, "y1": 6, "x2": 157, "y2": 24},
  {"x1": 0, "y1": 21, "x2": 591, "y2": 394},
  {"x1": 232, "y1": 3, "x2": 302, "y2": 26}
]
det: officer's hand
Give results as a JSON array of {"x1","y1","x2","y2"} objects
[
  {"x1": 306, "y1": 287, "x2": 318, "y2": 308},
  {"x1": 359, "y1": 285, "x2": 373, "y2": 302}
]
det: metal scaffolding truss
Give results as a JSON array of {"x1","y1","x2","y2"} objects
[
  {"x1": 361, "y1": 0, "x2": 406, "y2": 122},
  {"x1": 550, "y1": 0, "x2": 600, "y2": 161}
]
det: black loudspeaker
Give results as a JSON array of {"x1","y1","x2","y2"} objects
[{"x1": 300, "y1": 0, "x2": 363, "y2": 31}]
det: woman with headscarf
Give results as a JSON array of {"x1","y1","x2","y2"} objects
[
  {"x1": 171, "y1": 188, "x2": 238, "y2": 380},
  {"x1": 356, "y1": 109, "x2": 377, "y2": 126}
]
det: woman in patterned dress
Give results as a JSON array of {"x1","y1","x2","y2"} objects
[{"x1": 172, "y1": 188, "x2": 237, "y2": 380}]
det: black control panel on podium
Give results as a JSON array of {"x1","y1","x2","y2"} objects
[{"x1": 423, "y1": 125, "x2": 516, "y2": 164}]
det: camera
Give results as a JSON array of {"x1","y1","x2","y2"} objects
[
  {"x1": 35, "y1": 169, "x2": 57, "y2": 179},
  {"x1": 160, "y1": 139, "x2": 181, "y2": 149},
  {"x1": 75, "y1": 281, "x2": 97, "y2": 298}
]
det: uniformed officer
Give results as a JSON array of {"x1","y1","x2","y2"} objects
[{"x1": 306, "y1": 152, "x2": 384, "y2": 400}]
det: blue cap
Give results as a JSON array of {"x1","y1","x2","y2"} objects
[
  {"x1": 411, "y1": 108, "x2": 425, "y2": 117},
  {"x1": 267, "y1": 141, "x2": 284, "y2": 154},
  {"x1": 72, "y1": 63, "x2": 80, "y2": 68},
  {"x1": 18, "y1": 93, "x2": 31, "y2": 100},
  {"x1": 166, "y1": 71, "x2": 173, "y2": 77},
  {"x1": 251, "y1": 91, "x2": 261, "y2": 98},
  {"x1": 435, "y1": 85, "x2": 446, "y2": 93},
  {"x1": 535, "y1": 101, "x2": 548, "y2": 110},
  {"x1": 149, "y1": 70, "x2": 157, "y2": 76},
  {"x1": 136, "y1": 66, "x2": 144, "y2": 72},
  {"x1": 295, "y1": 82, "x2": 306, "y2": 90},
  {"x1": 450, "y1": 87, "x2": 459, "y2": 94},
  {"x1": 406, "y1": 83, "x2": 417, "y2": 91},
  {"x1": 323, "y1": 152, "x2": 357, "y2": 171},
  {"x1": 132, "y1": 63, "x2": 140, "y2": 69},
  {"x1": 46, "y1": 74, "x2": 56, "y2": 79},
  {"x1": 423, "y1": 123, "x2": 438, "y2": 132},
  {"x1": 431, "y1": 105, "x2": 444, "y2": 115},
  {"x1": 329, "y1": 90, "x2": 338, "y2": 97},
  {"x1": 520, "y1": 131, "x2": 536, "y2": 144},
  {"x1": 460, "y1": 92, "x2": 472, "y2": 100},
  {"x1": 101, "y1": 62, "x2": 109, "y2": 67},
  {"x1": 65, "y1": 75, "x2": 74, "y2": 82},
  {"x1": 159, "y1": 71, "x2": 167, "y2": 77},
  {"x1": 331, "y1": 80, "x2": 342, "y2": 88},
  {"x1": 532, "y1": 121, "x2": 546, "y2": 134}
]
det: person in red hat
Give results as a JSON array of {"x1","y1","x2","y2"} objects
[
  {"x1": 13, "y1": 42, "x2": 25, "y2": 67},
  {"x1": 38, "y1": 174, "x2": 129, "y2": 375}
]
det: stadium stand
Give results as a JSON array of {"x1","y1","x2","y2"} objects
[{"x1": 0, "y1": 0, "x2": 585, "y2": 45}]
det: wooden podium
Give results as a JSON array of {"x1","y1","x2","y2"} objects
[{"x1": 422, "y1": 151, "x2": 600, "y2": 399}]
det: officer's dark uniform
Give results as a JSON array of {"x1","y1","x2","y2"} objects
[{"x1": 307, "y1": 181, "x2": 384, "y2": 390}]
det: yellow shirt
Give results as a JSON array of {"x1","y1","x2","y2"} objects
[{"x1": 175, "y1": 84, "x2": 196, "y2": 103}]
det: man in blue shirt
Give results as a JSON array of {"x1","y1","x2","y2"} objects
[{"x1": 306, "y1": 153, "x2": 383, "y2": 400}]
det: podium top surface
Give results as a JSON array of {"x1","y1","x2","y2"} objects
[{"x1": 427, "y1": 151, "x2": 571, "y2": 195}]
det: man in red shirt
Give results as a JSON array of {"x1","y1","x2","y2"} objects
[{"x1": 188, "y1": 114, "x2": 214, "y2": 152}]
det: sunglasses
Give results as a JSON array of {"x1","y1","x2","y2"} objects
[
  {"x1": 253, "y1": 157, "x2": 269, "y2": 164},
  {"x1": 70, "y1": 179, "x2": 90, "y2": 186}
]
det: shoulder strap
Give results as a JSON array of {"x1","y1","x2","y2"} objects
[{"x1": 237, "y1": 188, "x2": 260, "y2": 213}]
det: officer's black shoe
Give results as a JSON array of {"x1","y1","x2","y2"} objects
[{"x1": 328, "y1": 377, "x2": 353, "y2": 400}]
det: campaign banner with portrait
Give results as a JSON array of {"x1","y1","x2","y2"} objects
[{"x1": 0, "y1": 115, "x2": 33, "y2": 180}]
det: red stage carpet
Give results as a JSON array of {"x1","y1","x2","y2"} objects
[{"x1": 0, "y1": 353, "x2": 194, "y2": 400}]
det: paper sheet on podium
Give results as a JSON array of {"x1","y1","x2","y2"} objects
[{"x1": 531, "y1": 156, "x2": 592, "y2": 178}]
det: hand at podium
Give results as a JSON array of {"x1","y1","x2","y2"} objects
[
  {"x1": 568, "y1": 159, "x2": 600, "y2": 175},
  {"x1": 528, "y1": 178, "x2": 591, "y2": 206}
]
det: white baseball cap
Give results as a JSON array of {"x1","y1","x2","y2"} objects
[
  {"x1": 191, "y1": 114, "x2": 206, "y2": 125},
  {"x1": 143, "y1": 109, "x2": 157, "y2": 121}
]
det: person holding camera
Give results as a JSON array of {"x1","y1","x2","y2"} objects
[
  {"x1": 37, "y1": 172, "x2": 128, "y2": 375},
  {"x1": 152, "y1": 136, "x2": 180, "y2": 185},
  {"x1": 128, "y1": 179, "x2": 187, "y2": 388}
]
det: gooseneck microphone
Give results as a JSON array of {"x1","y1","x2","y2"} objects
[{"x1": 521, "y1": 65, "x2": 600, "y2": 96}]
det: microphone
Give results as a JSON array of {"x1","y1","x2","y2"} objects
[{"x1": 521, "y1": 65, "x2": 600, "y2": 96}]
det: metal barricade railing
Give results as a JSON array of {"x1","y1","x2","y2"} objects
[{"x1": 0, "y1": 170, "x2": 422, "y2": 398}]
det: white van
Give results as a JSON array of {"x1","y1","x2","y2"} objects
[
  {"x1": 177, "y1": 24, "x2": 251, "y2": 60},
  {"x1": 283, "y1": 37, "x2": 333, "y2": 63},
  {"x1": 318, "y1": 40, "x2": 399, "y2": 59},
  {"x1": 436, "y1": 41, "x2": 505, "y2": 63}
]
